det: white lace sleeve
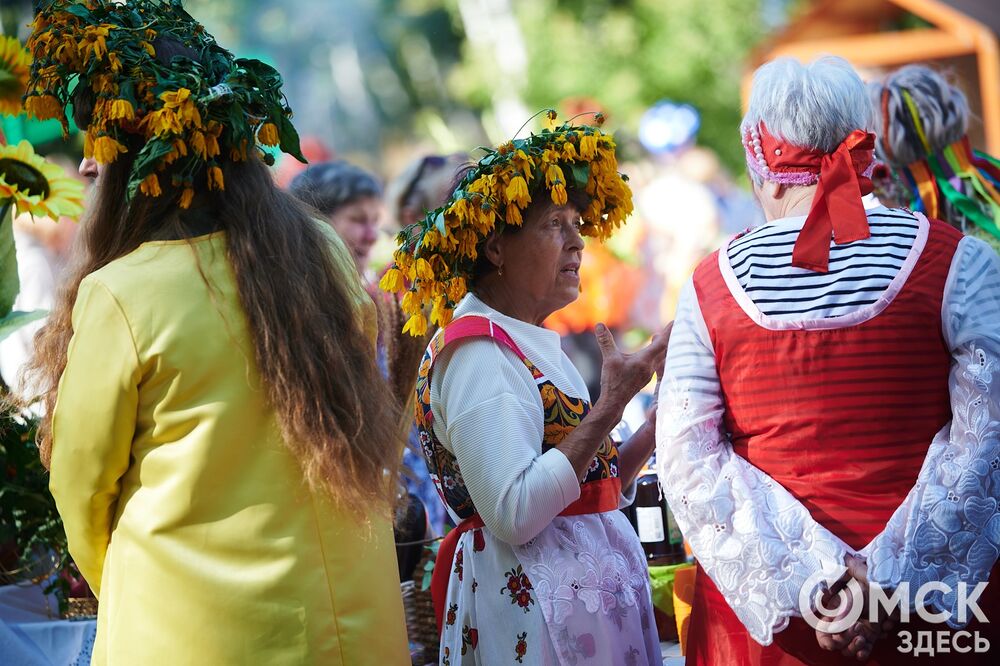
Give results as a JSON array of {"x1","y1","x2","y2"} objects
[
  {"x1": 863, "y1": 237, "x2": 1000, "y2": 626},
  {"x1": 655, "y1": 279, "x2": 854, "y2": 646}
]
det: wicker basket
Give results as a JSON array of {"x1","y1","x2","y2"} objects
[
  {"x1": 401, "y1": 540, "x2": 440, "y2": 666},
  {"x1": 64, "y1": 596, "x2": 98, "y2": 620}
]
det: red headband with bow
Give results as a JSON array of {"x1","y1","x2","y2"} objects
[{"x1": 745, "y1": 122, "x2": 877, "y2": 272}]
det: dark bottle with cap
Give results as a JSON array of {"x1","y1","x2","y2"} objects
[{"x1": 632, "y1": 464, "x2": 686, "y2": 565}]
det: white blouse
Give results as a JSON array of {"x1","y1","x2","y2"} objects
[
  {"x1": 656, "y1": 207, "x2": 1000, "y2": 645},
  {"x1": 429, "y1": 293, "x2": 658, "y2": 665},
  {"x1": 429, "y1": 293, "x2": 584, "y2": 543}
]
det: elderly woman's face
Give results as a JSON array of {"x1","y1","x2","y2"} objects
[
  {"x1": 327, "y1": 195, "x2": 382, "y2": 269},
  {"x1": 494, "y1": 203, "x2": 584, "y2": 320}
]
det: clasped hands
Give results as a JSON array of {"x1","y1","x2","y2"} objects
[{"x1": 814, "y1": 554, "x2": 898, "y2": 661}]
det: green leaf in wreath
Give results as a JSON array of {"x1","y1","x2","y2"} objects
[{"x1": 570, "y1": 163, "x2": 590, "y2": 189}]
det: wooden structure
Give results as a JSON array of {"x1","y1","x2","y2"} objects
[{"x1": 745, "y1": 0, "x2": 1000, "y2": 154}]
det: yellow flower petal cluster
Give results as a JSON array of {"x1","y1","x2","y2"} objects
[
  {"x1": 258, "y1": 122, "x2": 279, "y2": 147},
  {"x1": 383, "y1": 117, "x2": 633, "y2": 335},
  {"x1": 22, "y1": 0, "x2": 306, "y2": 207},
  {"x1": 0, "y1": 140, "x2": 85, "y2": 220},
  {"x1": 0, "y1": 36, "x2": 31, "y2": 117}
]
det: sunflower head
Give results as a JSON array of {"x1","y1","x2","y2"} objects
[
  {"x1": 0, "y1": 36, "x2": 31, "y2": 117},
  {"x1": 0, "y1": 140, "x2": 85, "y2": 220}
]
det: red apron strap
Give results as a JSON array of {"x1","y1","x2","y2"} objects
[
  {"x1": 422, "y1": 316, "x2": 533, "y2": 428},
  {"x1": 431, "y1": 477, "x2": 621, "y2": 633},
  {"x1": 432, "y1": 514, "x2": 484, "y2": 632},
  {"x1": 441, "y1": 315, "x2": 530, "y2": 363}
]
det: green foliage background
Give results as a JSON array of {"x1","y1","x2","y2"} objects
[
  {"x1": 450, "y1": 0, "x2": 764, "y2": 170},
  {"x1": 3, "y1": 0, "x2": 769, "y2": 171}
]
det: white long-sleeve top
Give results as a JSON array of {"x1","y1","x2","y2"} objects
[
  {"x1": 429, "y1": 293, "x2": 584, "y2": 544},
  {"x1": 656, "y1": 205, "x2": 1000, "y2": 645},
  {"x1": 429, "y1": 293, "x2": 658, "y2": 665}
]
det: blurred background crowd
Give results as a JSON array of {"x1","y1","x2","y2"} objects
[
  {"x1": 3, "y1": 0, "x2": 997, "y2": 392},
  {"x1": 2, "y1": 0, "x2": 998, "y2": 662}
]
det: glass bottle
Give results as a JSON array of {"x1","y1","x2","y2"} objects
[{"x1": 632, "y1": 464, "x2": 686, "y2": 565}]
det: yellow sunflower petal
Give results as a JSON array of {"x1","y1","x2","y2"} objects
[{"x1": 0, "y1": 140, "x2": 85, "y2": 220}]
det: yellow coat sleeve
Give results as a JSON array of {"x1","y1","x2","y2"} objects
[{"x1": 49, "y1": 277, "x2": 140, "y2": 597}]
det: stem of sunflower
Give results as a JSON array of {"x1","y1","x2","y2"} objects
[
  {"x1": 510, "y1": 108, "x2": 556, "y2": 141},
  {"x1": 564, "y1": 111, "x2": 602, "y2": 126},
  {"x1": 1, "y1": 197, "x2": 19, "y2": 316}
]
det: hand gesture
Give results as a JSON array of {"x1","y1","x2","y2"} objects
[{"x1": 595, "y1": 322, "x2": 670, "y2": 418}]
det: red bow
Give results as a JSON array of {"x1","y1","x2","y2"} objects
[{"x1": 755, "y1": 124, "x2": 876, "y2": 272}]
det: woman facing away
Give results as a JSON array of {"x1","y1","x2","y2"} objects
[
  {"x1": 19, "y1": 2, "x2": 408, "y2": 663},
  {"x1": 869, "y1": 64, "x2": 1000, "y2": 251},
  {"x1": 382, "y1": 116, "x2": 670, "y2": 665},
  {"x1": 656, "y1": 56, "x2": 1000, "y2": 664}
]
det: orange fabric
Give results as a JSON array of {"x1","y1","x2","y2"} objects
[
  {"x1": 672, "y1": 564, "x2": 697, "y2": 656},
  {"x1": 908, "y1": 160, "x2": 940, "y2": 219}
]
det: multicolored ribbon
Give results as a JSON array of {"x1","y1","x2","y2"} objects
[{"x1": 896, "y1": 89, "x2": 1000, "y2": 240}]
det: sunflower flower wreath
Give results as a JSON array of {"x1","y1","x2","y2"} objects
[
  {"x1": 22, "y1": 0, "x2": 305, "y2": 207},
  {"x1": 380, "y1": 112, "x2": 634, "y2": 336}
]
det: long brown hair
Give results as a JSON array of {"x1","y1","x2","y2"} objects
[{"x1": 25, "y1": 107, "x2": 401, "y2": 519}]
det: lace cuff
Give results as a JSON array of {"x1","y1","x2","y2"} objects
[{"x1": 863, "y1": 342, "x2": 1000, "y2": 627}]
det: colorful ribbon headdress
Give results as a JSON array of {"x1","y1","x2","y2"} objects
[
  {"x1": 744, "y1": 122, "x2": 877, "y2": 272},
  {"x1": 883, "y1": 88, "x2": 1000, "y2": 241},
  {"x1": 23, "y1": 0, "x2": 306, "y2": 206}
]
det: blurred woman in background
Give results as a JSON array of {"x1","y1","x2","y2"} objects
[{"x1": 870, "y1": 64, "x2": 1000, "y2": 250}]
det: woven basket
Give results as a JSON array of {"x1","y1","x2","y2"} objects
[
  {"x1": 402, "y1": 540, "x2": 440, "y2": 666},
  {"x1": 64, "y1": 596, "x2": 98, "y2": 620}
]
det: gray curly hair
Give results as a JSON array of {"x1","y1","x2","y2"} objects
[
  {"x1": 741, "y1": 56, "x2": 873, "y2": 186},
  {"x1": 288, "y1": 161, "x2": 382, "y2": 216},
  {"x1": 870, "y1": 65, "x2": 969, "y2": 168}
]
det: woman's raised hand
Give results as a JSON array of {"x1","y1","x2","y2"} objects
[{"x1": 595, "y1": 322, "x2": 671, "y2": 419}]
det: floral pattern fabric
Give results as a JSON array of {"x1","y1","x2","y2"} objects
[{"x1": 417, "y1": 315, "x2": 660, "y2": 665}]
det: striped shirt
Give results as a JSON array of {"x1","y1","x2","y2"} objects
[{"x1": 727, "y1": 205, "x2": 919, "y2": 319}]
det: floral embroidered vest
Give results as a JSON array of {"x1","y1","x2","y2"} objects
[{"x1": 414, "y1": 316, "x2": 619, "y2": 521}]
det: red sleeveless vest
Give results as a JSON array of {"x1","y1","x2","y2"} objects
[
  {"x1": 692, "y1": 218, "x2": 962, "y2": 550},
  {"x1": 684, "y1": 218, "x2": 1000, "y2": 665}
]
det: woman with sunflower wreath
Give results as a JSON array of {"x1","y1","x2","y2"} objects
[
  {"x1": 382, "y1": 114, "x2": 669, "y2": 664},
  {"x1": 18, "y1": 1, "x2": 408, "y2": 664}
]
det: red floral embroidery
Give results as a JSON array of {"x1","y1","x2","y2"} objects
[
  {"x1": 446, "y1": 603, "x2": 458, "y2": 627},
  {"x1": 454, "y1": 546, "x2": 464, "y2": 582},
  {"x1": 473, "y1": 528, "x2": 485, "y2": 552},
  {"x1": 515, "y1": 632, "x2": 528, "y2": 663},
  {"x1": 442, "y1": 646, "x2": 451, "y2": 666},
  {"x1": 574, "y1": 633, "x2": 596, "y2": 658},
  {"x1": 461, "y1": 625, "x2": 479, "y2": 655},
  {"x1": 501, "y1": 565, "x2": 534, "y2": 612}
]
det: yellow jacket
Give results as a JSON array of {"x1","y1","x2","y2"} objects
[{"x1": 49, "y1": 229, "x2": 408, "y2": 665}]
